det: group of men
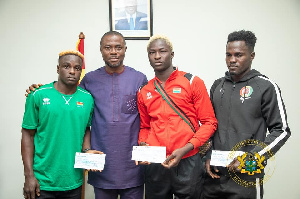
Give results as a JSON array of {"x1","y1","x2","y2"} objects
[{"x1": 21, "y1": 30, "x2": 291, "y2": 199}]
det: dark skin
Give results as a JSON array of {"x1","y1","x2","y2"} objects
[
  {"x1": 80, "y1": 33, "x2": 127, "y2": 169},
  {"x1": 137, "y1": 39, "x2": 194, "y2": 169},
  {"x1": 25, "y1": 55, "x2": 83, "y2": 95},
  {"x1": 25, "y1": 84, "x2": 42, "y2": 96},
  {"x1": 25, "y1": 36, "x2": 126, "y2": 163},
  {"x1": 26, "y1": 34, "x2": 127, "y2": 94},
  {"x1": 21, "y1": 129, "x2": 39, "y2": 199},
  {"x1": 81, "y1": 128, "x2": 104, "y2": 172},
  {"x1": 205, "y1": 41, "x2": 255, "y2": 178},
  {"x1": 100, "y1": 34, "x2": 127, "y2": 73},
  {"x1": 21, "y1": 55, "x2": 97, "y2": 199},
  {"x1": 225, "y1": 40, "x2": 255, "y2": 82},
  {"x1": 21, "y1": 127, "x2": 94, "y2": 199},
  {"x1": 55, "y1": 54, "x2": 83, "y2": 94},
  {"x1": 147, "y1": 39, "x2": 174, "y2": 87}
]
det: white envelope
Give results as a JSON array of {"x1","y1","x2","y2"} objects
[
  {"x1": 74, "y1": 152, "x2": 106, "y2": 170},
  {"x1": 210, "y1": 150, "x2": 245, "y2": 167},
  {"x1": 132, "y1": 146, "x2": 166, "y2": 163}
]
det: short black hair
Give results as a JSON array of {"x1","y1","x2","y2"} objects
[
  {"x1": 100, "y1": 31, "x2": 126, "y2": 46},
  {"x1": 227, "y1": 30, "x2": 257, "y2": 51}
]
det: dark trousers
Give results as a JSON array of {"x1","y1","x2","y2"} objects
[
  {"x1": 202, "y1": 174, "x2": 263, "y2": 199},
  {"x1": 36, "y1": 186, "x2": 81, "y2": 199},
  {"x1": 94, "y1": 184, "x2": 144, "y2": 199},
  {"x1": 145, "y1": 153, "x2": 204, "y2": 199}
]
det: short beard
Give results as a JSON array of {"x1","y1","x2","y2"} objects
[
  {"x1": 229, "y1": 71, "x2": 237, "y2": 76},
  {"x1": 105, "y1": 61, "x2": 122, "y2": 68}
]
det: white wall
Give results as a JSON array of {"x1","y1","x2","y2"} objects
[{"x1": 0, "y1": 0, "x2": 299, "y2": 198}]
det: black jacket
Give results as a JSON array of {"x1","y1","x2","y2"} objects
[{"x1": 209, "y1": 69, "x2": 291, "y2": 159}]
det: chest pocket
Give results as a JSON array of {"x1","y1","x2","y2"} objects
[{"x1": 121, "y1": 94, "x2": 138, "y2": 114}]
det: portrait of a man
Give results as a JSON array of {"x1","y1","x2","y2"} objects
[{"x1": 114, "y1": 0, "x2": 148, "y2": 30}]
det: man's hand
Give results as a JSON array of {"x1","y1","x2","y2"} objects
[
  {"x1": 135, "y1": 142, "x2": 151, "y2": 165},
  {"x1": 85, "y1": 150, "x2": 104, "y2": 172},
  {"x1": 205, "y1": 158, "x2": 220, "y2": 179},
  {"x1": 227, "y1": 157, "x2": 241, "y2": 173},
  {"x1": 23, "y1": 175, "x2": 40, "y2": 199},
  {"x1": 25, "y1": 84, "x2": 43, "y2": 97},
  {"x1": 161, "y1": 143, "x2": 194, "y2": 169},
  {"x1": 86, "y1": 149, "x2": 103, "y2": 155}
]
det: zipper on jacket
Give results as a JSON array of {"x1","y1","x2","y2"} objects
[
  {"x1": 219, "y1": 78, "x2": 226, "y2": 108},
  {"x1": 226, "y1": 83, "x2": 236, "y2": 129},
  {"x1": 161, "y1": 93, "x2": 171, "y2": 155}
]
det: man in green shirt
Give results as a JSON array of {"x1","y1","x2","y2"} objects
[{"x1": 21, "y1": 50, "x2": 94, "y2": 199}]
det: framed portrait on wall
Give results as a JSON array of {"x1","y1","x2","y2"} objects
[{"x1": 109, "y1": 0, "x2": 153, "y2": 40}]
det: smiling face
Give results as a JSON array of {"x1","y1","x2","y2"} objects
[
  {"x1": 226, "y1": 40, "x2": 255, "y2": 82},
  {"x1": 100, "y1": 34, "x2": 127, "y2": 72},
  {"x1": 57, "y1": 54, "x2": 83, "y2": 86},
  {"x1": 147, "y1": 39, "x2": 174, "y2": 73},
  {"x1": 125, "y1": 0, "x2": 137, "y2": 15}
]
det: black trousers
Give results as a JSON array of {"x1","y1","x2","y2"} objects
[
  {"x1": 202, "y1": 174, "x2": 263, "y2": 199},
  {"x1": 145, "y1": 153, "x2": 204, "y2": 199}
]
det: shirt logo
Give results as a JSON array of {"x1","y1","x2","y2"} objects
[
  {"x1": 240, "y1": 86, "x2": 253, "y2": 103},
  {"x1": 77, "y1": 101, "x2": 84, "y2": 107},
  {"x1": 43, "y1": 98, "x2": 50, "y2": 105},
  {"x1": 173, "y1": 87, "x2": 181, "y2": 93},
  {"x1": 147, "y1": 92, "x2": 152, "y2": 100}
]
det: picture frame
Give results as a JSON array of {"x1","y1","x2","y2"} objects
[{"x1": 109, "y1": 0, "x2": 153, "y2": 40}]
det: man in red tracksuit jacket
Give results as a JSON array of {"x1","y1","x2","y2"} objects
[{"x1": 137, "y1": 35, "x2": 218, "y2": 199}]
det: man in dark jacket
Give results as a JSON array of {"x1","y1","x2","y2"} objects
[{"x1": 202, "y1": 30, "x2": 291, "y2": 199}]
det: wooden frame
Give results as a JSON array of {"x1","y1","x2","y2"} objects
[{"x1": 109, "y1": 0, "x2": 153, "y2": 40}]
